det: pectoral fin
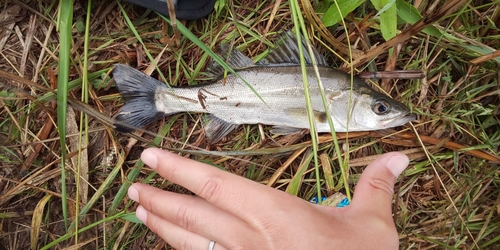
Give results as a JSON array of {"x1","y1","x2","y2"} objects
[
  {"x1": 270, "y1": 126, "x2": 304, "y2": 135},
  {"x1": 203, "y1": 114, "x2": 239, "y2": 144}
]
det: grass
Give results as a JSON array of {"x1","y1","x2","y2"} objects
[{"x1": 0, "y1": 0, "x2": 499, "y2": 249}]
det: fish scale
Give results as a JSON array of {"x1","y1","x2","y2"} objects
[{"x1": 154, "y1": 67, "x2": 350, "y2": 128}]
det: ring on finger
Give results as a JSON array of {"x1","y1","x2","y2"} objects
[{"x1": 208, "y1": 240, "x2": 216, "y2": 250}]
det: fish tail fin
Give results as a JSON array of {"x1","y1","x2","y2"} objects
[{"x1": 113, "y1": 64, "x2": 166, "y2": 132}]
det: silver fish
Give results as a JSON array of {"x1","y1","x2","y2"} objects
[{"x1": 113, "y1": 32, "x2": 416, "y2": 143}]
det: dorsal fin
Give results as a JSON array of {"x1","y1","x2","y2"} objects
[
  {"x1": 205, "y1": 44, "x2": 255, "y2": 77},
  {"x1": 257, "y1": 31, "x2": 328, "y2": 66}
]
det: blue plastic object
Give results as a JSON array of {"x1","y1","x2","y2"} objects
[
  {"x1": 336, "y1": 198, "x2": 350, "y2": 207},
  {"x1": 310, "y1": 194, "x2": 350, "y2": 208},
  {"x1": 309, "y1": 196, "x2": 327, "y2": 204}
]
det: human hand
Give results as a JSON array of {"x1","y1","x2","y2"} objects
[{"x1": 127, "y1": 148, "x2": 409, "y2": 249}]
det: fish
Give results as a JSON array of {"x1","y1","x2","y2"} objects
[{"x1": 113, "y1": 32, "x2": 416, "y2": 143}]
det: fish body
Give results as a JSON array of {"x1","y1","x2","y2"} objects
[{"x1": 113, "y1": 32, "x2": 416, "y2": 143}]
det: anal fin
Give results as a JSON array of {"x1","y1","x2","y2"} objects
[{"x1": 203, "y1": 114, "x2": 239, "y2": 144}]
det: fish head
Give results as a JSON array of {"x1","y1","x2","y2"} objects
[
  {"x1": 353, "y1": 93, "x2": 416, "y2": 130},
  {"x1": 327, "y1": 87, "x2": 416, "y2": 131}
]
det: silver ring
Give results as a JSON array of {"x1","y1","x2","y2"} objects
[{"x1": 208, "y1": 240, "x2": 216, "y2": 250}]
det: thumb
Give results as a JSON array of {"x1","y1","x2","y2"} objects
[{"x1": 350, "y1": 152, "x2": 409, "y2": 218}]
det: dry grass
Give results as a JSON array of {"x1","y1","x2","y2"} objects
[{"x1": 0, "y1": 0, "x2": 499, "y2": 249}]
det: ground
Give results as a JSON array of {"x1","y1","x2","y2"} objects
[{"x1": 0, "y1": 0, "x2": 499, "y2": 249}]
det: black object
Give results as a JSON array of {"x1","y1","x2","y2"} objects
[{"x1": 123, "y1": 0, "x2": 216, "y2": 20}]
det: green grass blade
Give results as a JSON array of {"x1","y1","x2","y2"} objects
[
  {"x1": 326, "y1": 0, "x2": 355, "y2": 200},
  {"x1": 158, "y1": 15, "x2": 268, "y2": 106},
  {"x1": 66, "y1": 151, "x2": 125, "y2": 233},
  {"x1": 109, "y1": 113, "x2": 183, "y2": 214},
  {"x1": 73, "y1": 0, "x2": 92, "y2": 241},
  {"x1": 56, "y1": 0, "x2": 73, "y2": 230},
  {"x1": 37, "y1": 69, "x2": 107, "y2": 103},
  {"x1": 41, "y1": 211, "x2": 127, "y2": 250},
  {"x1": 289, "y1": 0, "x2": 322, "y2": 201},
  {"x1": 285, "y1": 150, "x2": 313, "y2": 195}
]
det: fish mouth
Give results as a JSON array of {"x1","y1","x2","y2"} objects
[
  {"x1": 381, "y1": 112, "x2": 417, "y2": 128},
  {"x1": 403, "y1": 113, "x2": 417, "y2": 122}
]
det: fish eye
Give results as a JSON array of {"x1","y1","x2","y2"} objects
[{"x1": 372, "y1": 100, "x2": 391, "y2": 115}]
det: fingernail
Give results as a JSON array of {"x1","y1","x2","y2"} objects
[
  {"x1": 387, "y1": 154, "x2": 409, "y2": 177},
  {"x1": 136, "y1": 205, "x2": 148, "y2": 223},
  {"x1": 128, "y1": 185, "x2": 139, "y2": 202},
  {"x1": 141, "y1": 149, "x2": 158, "y2": 169}
]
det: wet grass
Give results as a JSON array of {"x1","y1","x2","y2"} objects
[{"x1": 0, "y1": 0, "x2": 499, "y2": 249}]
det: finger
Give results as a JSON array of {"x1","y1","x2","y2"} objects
[
  {"x1": 128, "y1": 183, "x2": 254, "y2": 247},
  {"x1": 134, "y1": 205, "x2": 228, "y2": 250},
  {"x1": 140, "y1": 148, "x2": 293, "y2": 219},
  {"x1": 350, "y1": 152, "x2": 408, "y2": 218}
]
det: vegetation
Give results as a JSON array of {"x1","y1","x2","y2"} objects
[{"x1": 0, "y1": 0, "x2": 498, "y2": 249}]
